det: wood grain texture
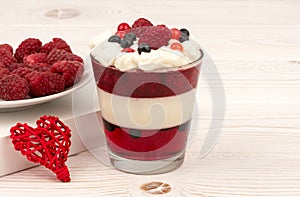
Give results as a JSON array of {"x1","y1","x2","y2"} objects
[{"x1": 1, "y1": 0, "x2": 300, "y2": 196}]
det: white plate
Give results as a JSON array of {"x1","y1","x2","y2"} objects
[{"x1": 0, "y1": 69, "x2": 93, "y2": 112}]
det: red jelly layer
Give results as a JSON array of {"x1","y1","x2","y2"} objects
[
  {"x1": 102, "y1": 118, "x2": 190, "y2": 161},
  {"x1": 91, "y1": 57, "x2": 201, "y2": 98}
]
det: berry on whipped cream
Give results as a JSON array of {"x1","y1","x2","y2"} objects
[{"x1": 90, "y1": 18, "x2": 202, "y2": 72}]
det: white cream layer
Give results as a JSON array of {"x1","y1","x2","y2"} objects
[{"x1": 97, "y1": 88, "x2": 197, "y2": 130}]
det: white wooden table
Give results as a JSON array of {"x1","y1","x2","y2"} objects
[{"x1": 1, "y1": 0, "x2": 300, "y2": 196}]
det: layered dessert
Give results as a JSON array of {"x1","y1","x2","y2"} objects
[{"x1": 90, "y1": 18, "x2": 203, "y2": 163}]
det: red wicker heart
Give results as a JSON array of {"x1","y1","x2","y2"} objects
[{"x1": 10, "y1": 115, "x2": 71, "y2": 182}]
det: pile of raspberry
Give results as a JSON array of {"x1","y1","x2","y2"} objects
[
  {"x1": 108, "y1": 18, "x2": 190, "y2": 54},
  {"x1": 0, "y1": 38, "x2": 84, "y2": 101}
]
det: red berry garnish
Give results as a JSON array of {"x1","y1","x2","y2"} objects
[
  {"x1": 117, "y1": 23, "x2": 131, "y2": 31},
  {"x1": 130, "y1": 27, "x2": 149, "y2": 38},
  {"x1": 131, "y1": 18, "x2": 154, "y2": 38},
  {"x1": 170, "y1": 43, "x2": 184, "y2": 52},
  {"x1": 157, "y1": 24, "x2": 167, "y2": 28},
  {"x1": 138, "y1": 26, "x2": 171, "y2": 49},
  {"x1": 170, "y1": 28, "x2": 181, "y2": 40},
  {"x1": 115, "y1": 31, "x2": 126, "y2": 39},
  {"x1": 122, "y1": 48, "x2": 135, "y2": 53},
  {"x1": 132, "y1": 18, "x2": 153, "y2": 28}
]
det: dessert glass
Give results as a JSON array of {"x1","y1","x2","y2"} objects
[{"x1": 91, "y1": 49, "x2": 203, "y2": 174}]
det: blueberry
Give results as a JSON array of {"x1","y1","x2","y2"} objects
[
  {"x1": 124, "y1": 32, "x2": 137, "y2": 41},
  {"x1": 129, "y1": 129, "x2": 141, "y2": 139},
  {"x1": 180, "y1": 28, "x2": 190, "y2": 37},
  {"x1": 103, "y1": 119, "x2": 116, "y2": 132},
  {"x1": 138, "y1": 43, "x2": 151, "y2": 54},
  {"x1": 108, "y1": 35, "x2": 121, "y2": 44},
  {"x1": 179, "y1": 35, "x2": 189, "y2": 43},
  {"x1": 178, "y1": 122, "x2": 190, "y2": 132},
  {"x1": 120, "y1": 39, "x2": 133, "y2": 48}
]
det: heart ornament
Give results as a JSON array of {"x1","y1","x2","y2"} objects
[{"x1": 10, "y1": 115, "x2": 71, "y2": 182}]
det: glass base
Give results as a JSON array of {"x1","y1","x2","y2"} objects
[{"x1": 109, "y1": 151, "x2": 185, "y2": 175}]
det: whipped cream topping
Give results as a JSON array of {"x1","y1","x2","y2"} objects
[
  {"x1": 113, "y1": 47, "x2": 190, "y2": 71},
  {"x1": 91, "y1": 41, "x2": 122, "y2": 67},
  {"x1": 90, "y1": 30, "x2": 201, "y2": 71}
]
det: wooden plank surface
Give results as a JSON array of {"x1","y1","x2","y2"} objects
[{"x1": 1, "y1": 0, "x2": 300, "y2": 196}]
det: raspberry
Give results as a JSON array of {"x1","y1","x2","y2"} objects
[
  {"x1": 6, "y1": 63, "x2": 26, "y2": 72},
  {"x1": 0, "y1": 74, "x2": 29, "y2": 100},
  {"x1": 138, "y1": 26, "x2": 171, "y2": 49},
  {"x1": 46, "y1": 49, "x2": 83, "y2": 65},
  {"x1": 51, "y1": 60, "x2": 84, "y2": 88},
  {"x1": 23, "y1": 53, "x2": 47, "y2": 65},
  {"x1": 40, "y1": 38, "x2": 72, "y2": 54},
  {"x1": 11, "y1": 67, "x2": 35, "y2": 78},
  {"x1": 132, "y1": 18, "x2": 153, "y2": 28},
  {"x1": 0, "y1": 50, "x2": 17, "y2": 67},
  {"x1": 26, "y1": 72, "x2": 65, "y2": 97},
  {"x1": 157, "y1": 24, "x2": 167, "y2": 28},
  {"x1": 131, "y1": 26, "x2": 149, "y2": 38},
  {"x1": 27, "y1": 63, "x2": 51, "y2": 72},
  {"x1": 0, "y1": 44, "x2": 13, "y2": 54},
  {"x1": 131, "y1": 18, "x2": 153, "y2": 38},
  {"x1": 14, "y1": 38, "x2": 42, "y2": 62},
  {"x1": 0, "y1": 67, "x2": 10, "y2": 76}
]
